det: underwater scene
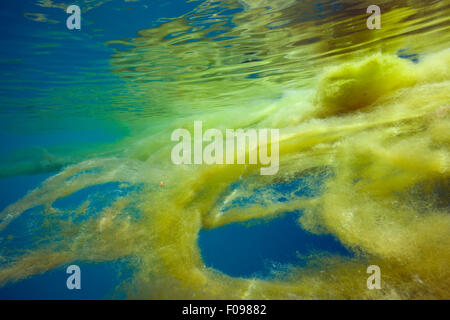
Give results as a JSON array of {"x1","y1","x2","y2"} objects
[{"x1": 0, "y1": 0, "x2": 449, "y2": 300}]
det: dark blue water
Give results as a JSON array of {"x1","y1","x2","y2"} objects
[
  {"x1": 0, "y1": 173, "x2": 130, "y2": 299},
  {"x1": 199, "y1": 212, "x2": 351, "y2": 278},
  {"x1": 0, "y1": 0, "x2": 354, "y2": 299},
  {"x1": 0, "y1": 168, "x2": 352, "y2": 299}
]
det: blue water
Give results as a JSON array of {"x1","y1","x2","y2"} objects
[
  {"x1": 0, "y1": 173, "x2": 129, "y2": 299},
  {"x1": 199, "y1": 212, "x2": 351, "y2": 278},
  {"x1": 0, "y1": 260, "x2": 128, "y2": 300},
  {"x1": 0, "y1": 169, "x2": 352, "y2": 298},
  {"x1": 0, "y1": 0, "x2": 354, "y2": 299}
]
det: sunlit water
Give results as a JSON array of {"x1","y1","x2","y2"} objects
[{"x1": 0, "y1": 0, "x2": 449, "y2": 299}]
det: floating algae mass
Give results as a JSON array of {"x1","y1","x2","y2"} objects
[{"x1": 0, "y1": 0, "x2": 449, "y2": 299}]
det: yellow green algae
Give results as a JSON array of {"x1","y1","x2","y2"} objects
[{"x1": 0, "y1": 0, "x2": 449, "y2": 299}]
